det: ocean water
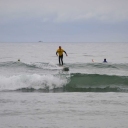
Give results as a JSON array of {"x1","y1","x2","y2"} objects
[{"x1": 0, "y1": 42, "x2": 128, "y2": 128}]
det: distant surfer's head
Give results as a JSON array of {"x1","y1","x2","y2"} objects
[
  {"x1": 59, "y1": 46, "x2": 61, "y2": 49},
  {"x1": 104, "y1": 58, "x2": 107, "y2": 62}
]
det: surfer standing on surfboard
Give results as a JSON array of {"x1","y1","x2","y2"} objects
[{"x1": 56, "y1": 46, "x2": 68, "y2": 65}]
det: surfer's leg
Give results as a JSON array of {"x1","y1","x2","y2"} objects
[
  {"x1": 61, "y1": 55, "x2": 63, "y2": 65},
  {"x1": 59, "y1": 56, "x2": 61, "y2": 65}
]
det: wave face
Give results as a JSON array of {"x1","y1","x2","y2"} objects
[{"x1": 65, "y1": 73, "x2": 128, "y2": 92}]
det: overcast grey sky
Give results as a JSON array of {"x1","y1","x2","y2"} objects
[{"x1": 0, "y1": 0, "x2": 128, "y2": 42}]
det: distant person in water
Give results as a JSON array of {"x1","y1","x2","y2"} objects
[
  {"x1": 56, "y1": 46, "x2": 68, "y2": 65},
  {"x1": 92, "y1": 59, "x2": 94, "y2": 62},
  {"x1": 103, "y1": 58, "x2": 107, "y2": 63}
]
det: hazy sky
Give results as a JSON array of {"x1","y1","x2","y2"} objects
[{"x1": 0, "y1": 0, "x2": 128, "y2": 42}]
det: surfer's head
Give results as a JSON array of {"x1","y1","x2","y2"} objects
[
  {"x1": 59, "y1": 46, "x2": 61, "y2": 49},
  {"x1": 104, "y1": 58, "x2": 107, "y2": 62}
]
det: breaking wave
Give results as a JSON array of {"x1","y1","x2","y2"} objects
[
  {"x1": 0, "y1": 73, "x2": 128, "y2": 92},
  {"x1": 0, "y1": 74, "x2": 68, "y2": 92},
  {"x1": 0, "y1": 61, "x2": 128, "y2": 92}
]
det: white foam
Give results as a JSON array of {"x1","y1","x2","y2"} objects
[{"x1": 0, "y1": 74, "x2": 68, "y2": 91}]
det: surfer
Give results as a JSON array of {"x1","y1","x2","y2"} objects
[
  {"x1": 56, "y1": 46, "x2": 68, "y2": 65},
  {"x1": 103, "y1": 58, "x2": 107, "y2": 63}
]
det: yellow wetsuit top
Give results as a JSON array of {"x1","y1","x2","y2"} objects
[{"x1": 56, "y1": 48, "x2": 64, "y2": 56}]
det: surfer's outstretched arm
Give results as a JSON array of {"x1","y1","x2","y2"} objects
[
  {"x1": 64, "y1": 51, "x2": 68, "y2": 56},
  {"x1": 56, "y1": 52, "x2": 58, "y2": 56}
]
